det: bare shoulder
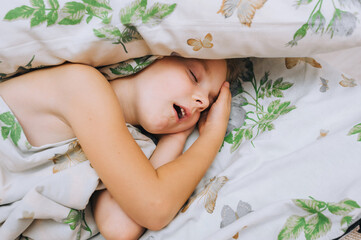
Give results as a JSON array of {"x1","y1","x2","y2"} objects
[
  {"x1": 0, "y1": 63, "x2": 118, "y2": 146},
  {"x1": 25, "y1": 63, "x2": 120, "y2": 125},
  {"x1": 55, "y1": 64, "x2": 131, "y2": 151},
  {"x1": 0, "y1": 63, "x2": 112, "y2": 110},
  {"x1": 50, "y1": 63, "x2": 112, "y2": 102},
  {"x1": 49, "y1": 63, "x2": 123, "y2": 128},
  {"x1": 17, "y1": 63, "x2": 119, "y2": 119}
]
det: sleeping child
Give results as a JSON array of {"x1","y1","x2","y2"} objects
[{"x1": 0, "y1": 56, "x2": 237, "y2": 239}]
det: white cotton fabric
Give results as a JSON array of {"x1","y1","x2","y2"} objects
[
  {"x1": 140, "y1": 58, "x2": 361, "y2": 240},
  {"x1": 0, "y1": 97, "x2": 156, "y2": 240},
  {"x1": 1, "y1": 0, "x2": 361, "y2": 78}
]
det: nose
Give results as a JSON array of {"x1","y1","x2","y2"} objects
[{"x1": 193, "y1": 93, "x2": 209, "y2": 112}]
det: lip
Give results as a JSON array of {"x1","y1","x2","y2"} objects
[{"x1": 173, "y1": 104, "x2": 191, "y2": 122}]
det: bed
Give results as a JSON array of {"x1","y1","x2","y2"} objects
[{"x1": 1, "y1": 0, "x2": 361, "y2": 239}]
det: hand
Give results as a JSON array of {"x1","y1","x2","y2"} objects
[{"x1": 198, "y1": 82, "x2": 231, "y2": 138}]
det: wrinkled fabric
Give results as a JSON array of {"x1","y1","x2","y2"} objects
[{"x1": 0, "y1": 96, "x2": 155, "y2": 240}]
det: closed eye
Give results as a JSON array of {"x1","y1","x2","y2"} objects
[{"x1": 190, "y1": 70, "x2": 198, "y2": 83}]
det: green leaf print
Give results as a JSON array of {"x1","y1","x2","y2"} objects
[
  {"x1": 1, "y1": 126, "x2": 11, "y2": 140},
  {"x1": 343, "y1": 199, "x2": 361, "y2": 208},
  {"x1": 4, "y1": 0, "x2": 175, "y2": 53},
  {"x1": 31, "y1": 0, "x2": 45, "y2": 8},
  {"x1": 58, "y1": 2, "x2": 86, "y2": 25},
  {"x1": 31, "y1": 8, "x2": 46, "y2": 27},
  {"x1": 4, "y1": 0, "x2": 59, "y2": 26},
  {"x1": 93, "y1": 25, "x2": 142, "y2": 53},
  {"x1": 231, "y1": 128, "x2": 245, "y2": 152},
  {"x1": 0, "y1": 112, "x2": 15, "y2": 125},
  {"x1": 47, "y1": 10, "x2": 59, "y2": 26},
  {"x1": 341, "y1": 216, "x2": 353, "y2": 227},
  {"x1": 142, "y1": 2, "x2": 176, "y2": 25},
  {"x1": 278, "y1": 215, "x2": 306, "y2": 240},
  {"x1": 121, "y1": 25, "x2": 142, "y2": 43},
  {"x1": 82, "y1": 0, "x2": 112, "y2": 10},
  {"x1": 279, "y1": 197, "x2": 361, "y2": 240},
  {"x1": 260, "y1": 76, "x2": 293, "y2": 99},
  {"x1": 224, "y1": 59, "x2": 296, "y2": 151},
  {"x1": 348, "y1": 123, "x2": 361, "y2": 142},
  {"x1": 0, "y1": 112, "x2": 22, "y2": 146},
  {"x1": 110, "y1": 63, "x2": 135, "y2": 75},
  {"x1": 304, "y1": 213, "x2": 331, "y2": 240},
  {"x1": 93, "y1": 25, "x2": 120, "y2": 39},
  {"x1": 4, "y1": 0, "x2": 112, "y2": 27},
  {"x1": 10, "y1": 123, "x2": 22, "y2": 146},
  {"x1": 224, "y1": 131, "x2": 233, "y2": 144},
  {"x1": 95, "y1": 0, "x2": 176, "y2": 53},
  {"x1": 26, "y1": 55, "x2": 35, "y2": 68},
  {"x1": 288, "y1": 0, "x2": 358, "y2": 46},
  {"x1": 17, "y1": 234, "x2": 32, "y2": 240},
  {"x1": 49, "y1": 0, "x2": 60, "y2": 9},
  {"x1": 119, "y1": 0, "x2": 147, "y2": 25},
  {"x1": 0, "y1": 55, "x2": 37, "y2": 80},
  {"x1": 63, "y1": 209, "x2": 92, "y2": 240},
  {"x1": 4, "y1": 6, "x2": 35, "y2": 20},
  {"x1": 328, "y1": 199, "x2": 361, "y2": 215},
  {"x1": 293, "y1": 199, "x2": 322, "y2": 214},
  {"x1": 109, "y1": 55, "x2": 155, "y2": 75}
]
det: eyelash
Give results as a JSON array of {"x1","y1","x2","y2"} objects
[{"x1": 190, "y1": 70, "x2": 198, "y2": 83}]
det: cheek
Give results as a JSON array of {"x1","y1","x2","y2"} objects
[
  {"x1": 164, "y1": 74, "x2": 193, "y2": 94},
  {"x1": 141, "y1": 117, "x2": 168, "y2": 134},
  {"x1": 140, "y1": 105, "x2": 169, "y2": 133}
]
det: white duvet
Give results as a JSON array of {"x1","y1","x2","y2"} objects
[{"x1": 139, "y1": 57, "x2": 361, "y2": 240}]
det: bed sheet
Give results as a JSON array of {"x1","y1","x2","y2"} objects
[
  {"x1": 135, "y1": 57, "x2": 361, "y2": 240},
  {"x1": 314, "y1": 47, "x2": 361, "y2": 80},
  {"x1": 1, "y1": 55, "x2": 359, "y2": 240},
  {"x1": 0, "y1": 124, "x2": 156, "y2": 240}
]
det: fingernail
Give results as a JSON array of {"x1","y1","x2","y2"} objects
[{"x1": 224, "y1": 82, "x2": 230, "y2": 88}]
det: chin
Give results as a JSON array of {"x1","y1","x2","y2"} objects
[{"x1": 142, "y1": 118, "x2": 169, "y2": 135}]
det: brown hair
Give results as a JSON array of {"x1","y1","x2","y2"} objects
[{"x1": 225, "y1": 58, "x2": 243, "y2": 84}]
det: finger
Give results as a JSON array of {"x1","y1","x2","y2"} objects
[
  {"x1": 198, "y1": 110, "x2": 208, "y2": 126},
  {"x1": 199, "y1": 110, "x2": 208, "y2": 122},
  {"x1": 215, "y1": 82, "x2": 231, "y2": 104}
]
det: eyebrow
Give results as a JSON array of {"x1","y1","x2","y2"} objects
[{"x1": 200, "y1": 60, "x2": 209, "y2": 74}]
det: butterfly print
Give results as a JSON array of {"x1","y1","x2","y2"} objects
[
  {"x1": 181, "y1": 176, "x2": 228, "y2": 214},
  {"x1": 339, "y1": 74, "x2": 357, "y2": 87},
  {"x1": 217, "y1": 0, "x2": 267, "y2": 27},
  {"x1": 187, "y1": 33, "x2": 214, "y2": 51},
  {"x1": 220, "y1": 200, "x2": 252, "y2": 239},
  {"x1": 285, "y1": 57, "x2": 322, "y2": 69},
  {"x1": 320, "y1": 77, "x2": 329, "y2": 92}
]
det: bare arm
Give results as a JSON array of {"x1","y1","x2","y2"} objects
[
  {"x1": 150, "y1": 127, "x2": 194, "y2": 169},
  {"x1": 60, "y1": 65, "x2": 231, "y2": 230}
]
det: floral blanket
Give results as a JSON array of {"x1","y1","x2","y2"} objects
[
  {"x1": 0, "y1": 123, "x2": 155, "y2": 240},
  {"x1": 137, "y1": 57, "x2": 361, "y2": 240},
  {"x1": 0, "y1": 0, "x2": 360, "y2": 239}
]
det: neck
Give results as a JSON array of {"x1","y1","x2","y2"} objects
[{"x1": 109, "y1": 75, "x2": 139, "y2": 126}]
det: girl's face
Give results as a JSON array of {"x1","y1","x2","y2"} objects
[{"x1": 134, "y1": 56, "x2": 227, "y2": 134}]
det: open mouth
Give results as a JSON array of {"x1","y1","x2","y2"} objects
[{"x1": 173, "y1": 104, "x2": 186, "y2": 119}]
